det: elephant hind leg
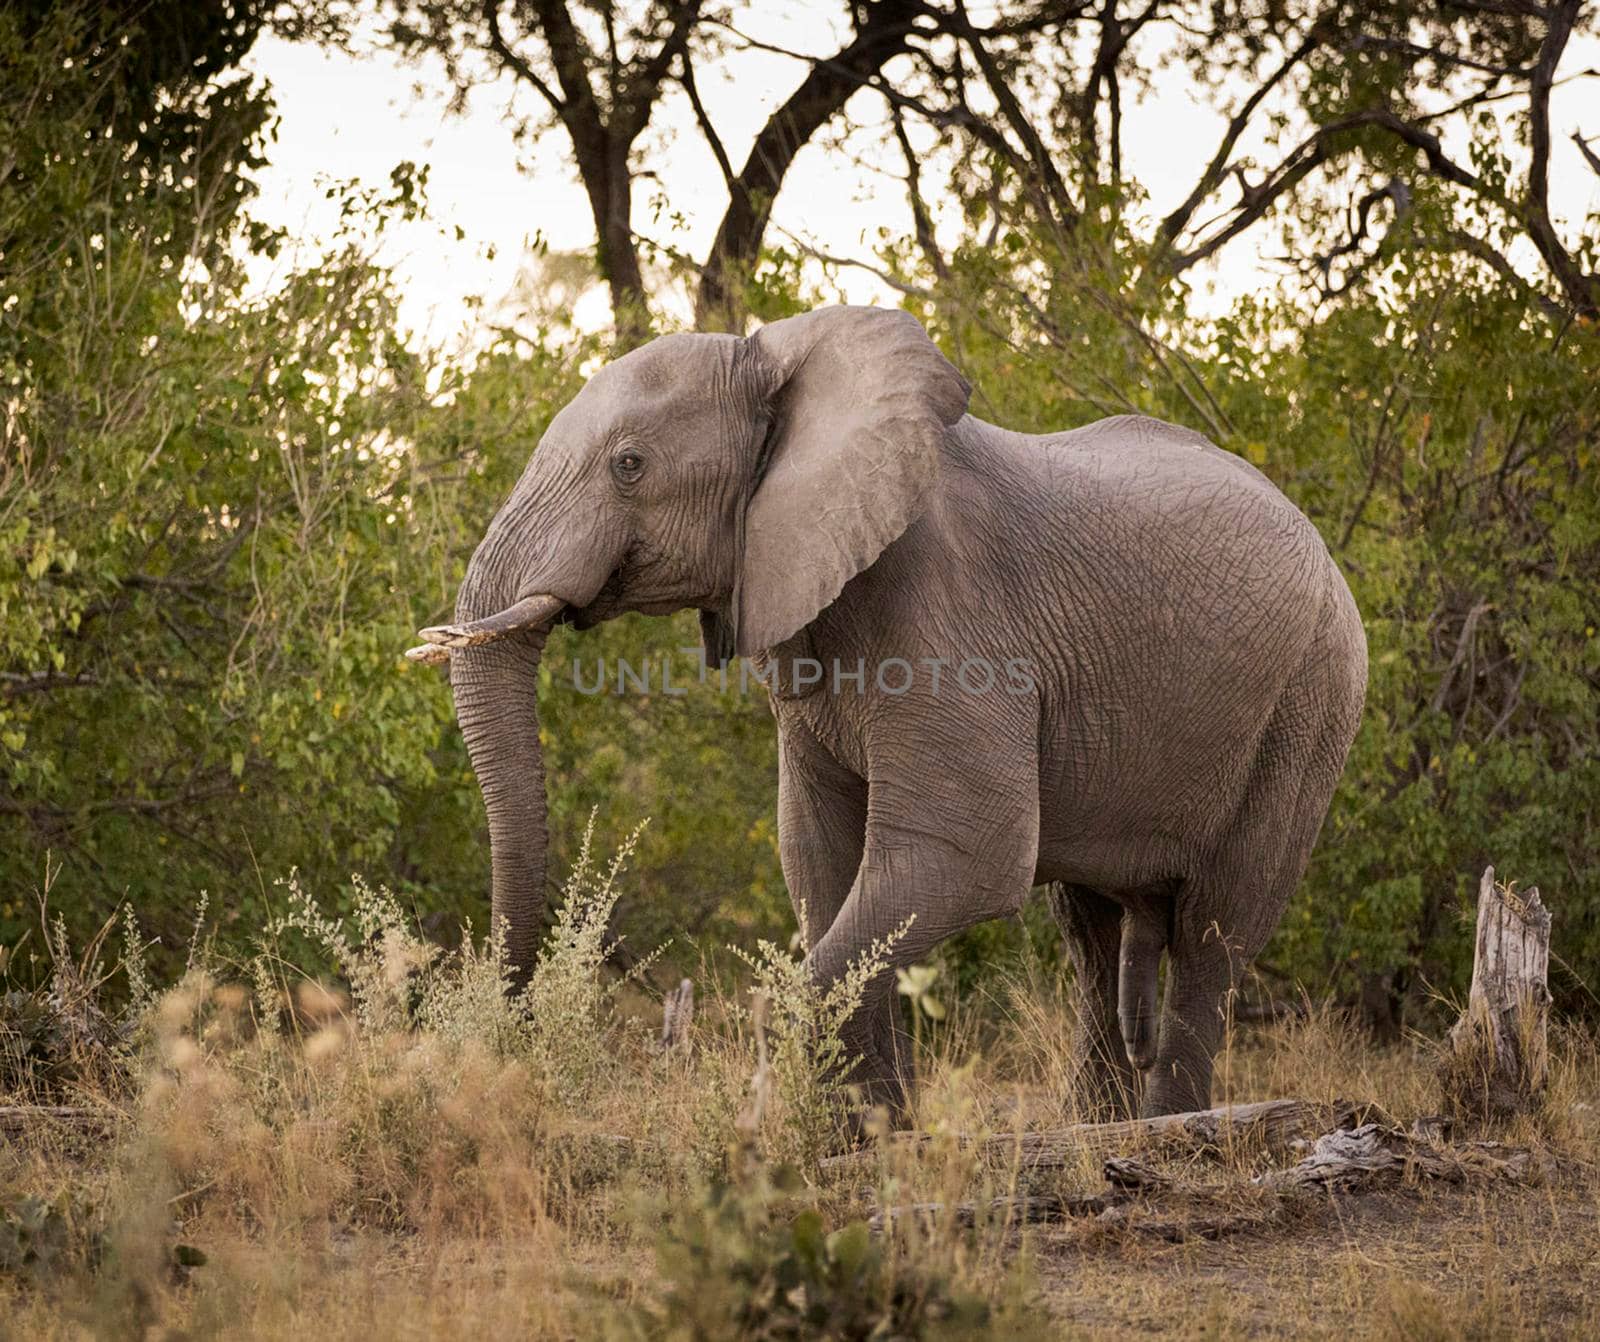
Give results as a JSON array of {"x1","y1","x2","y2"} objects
[
  {"x1": 1048, "y1": 883, "x2": 1137, "y2": 1120},
  {"x1": 1117, "y1": 904, "x2": 1168, "y2": 1071},
  {"x1": 1143, "y1": 651, "x2": 1360, "y2": 1117}
]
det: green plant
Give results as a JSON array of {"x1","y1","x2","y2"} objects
[
  {"x1": 612, "y1": 1159, "x2": 1048, "y2": 1341},
  {"x1": 731, "y1": 917, "x2": 912, "y2": 1173}
]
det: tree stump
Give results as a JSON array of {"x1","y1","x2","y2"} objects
[
  {"x1": 1442, "y1": 866, "x2": 1551, "y2": 1119},
  {"x1": 659, "y1": 977, "x2": 695, "y2": 1055}
]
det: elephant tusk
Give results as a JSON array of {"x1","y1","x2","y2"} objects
[
  {"x1": 405, "y1": 643, "x2": 452, "y2": 665},
  {"x1": 417, "y1": 593, "x2": 566, "y2": 649}
]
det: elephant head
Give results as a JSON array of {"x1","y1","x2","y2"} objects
[{"x1": 408, "y1": 306, "x2": 970, "y2": 980}]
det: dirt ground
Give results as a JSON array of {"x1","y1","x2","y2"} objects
[{"x1": 1031, "y1": 1179, "x2": 1600, "y2": 1339}]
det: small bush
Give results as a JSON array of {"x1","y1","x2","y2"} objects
[
  {"x1": 731, "y1": 916, "x2": 911, "y2": 1173},
  {"x1": 613, "y1": 1157, "x2": 1051, "y2": 1342}
]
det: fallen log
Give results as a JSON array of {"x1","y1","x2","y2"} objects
[
  {"x1": 869, "y1": 1191, "x2": 1117, "y2": 1233},
  {"x1": 1256, "y1": 1121, "x2": 1548, "y2": 1192},
  {"x1": 823, "y1": 1097, "x2": 1363, "y2": 1174},
  {"x1": 1093, "y1": 1198, "x2": 1284, "y2": 1243},
  {"x1": 1442, "y1": 866, "x2": 1552, "y2": 1119},
  {"x1": 870, "y1": 1111, "x2": 1552, "y2": 1240},
  {"x1": 0, "y1": 1105, "x2": 117, "y2": 1135},
  {"x1": 1102, "y1": 1154, "x2": 1173, "y2": 1191}
]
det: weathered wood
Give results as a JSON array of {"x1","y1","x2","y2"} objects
[
  {"x1": 1256, "y1": 1122, "x2": 1547, "y2": 1192},
  {"x1": 869, "y1": 1191, "x2": 1118, "y2": 1233},
  {"x1": 1093, "y1": 1199, "x2": 1284, "y2": 1243},
  {"x1": 0, "y1": 1105, "x2": 116, "y2": 1135},
  {"x1": 823, "y1": 1097, "x2": 1361, "y2": 1174},
  {"x1": 659, "y1": 977, "x2": 695, "y2": 1055},
  {"x1": 871, "y1": 1106, "x2": 1553, "y2": 1242},
  {"x1": 1442, "y1": 866, "x2": 1552, "y2": 1118},
  {"x1": 1103, "y1": 1155, "x2": 1172, "y2": 1191}
]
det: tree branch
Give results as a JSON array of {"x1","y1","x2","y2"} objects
[
  {"x1": 480, "y1": 0, "x2": 564, "y2": 112},
  {"x1": 1524, "y1": 0, "x2": 1598, "y2": 315},
  {"x1": 617, "y1": 0, "x2": 706, "y2": 146},
  {"x1": 950, "y1": 0, "x2": 1078, "y2": 235},
  {"x1": 1155, "y1": 28, "x2": 1323, "y2": 254},
  {"x1": 1421, "y1": 228, "x2": 1569, "y2": 318},
  {"x1": 890, "y1": 98, "x2": 947, "y2": 279},
  {"x1": 693, "y1": 0, "x2": 923, "y2": 330},
  {"x1": 1573, "y1": 130, "x2": 1600, "y2": 178},
  {"x1": 677, "y1": 53, "x2": 737, "y2": 193},
  {"x1": 524, "y1": 0, "x2": 607, "y2": 151}
]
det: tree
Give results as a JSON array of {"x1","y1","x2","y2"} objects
[
  {"x1": 863, "y1": 1, "x2": 1599, "y2": 316},
  {"x1": 0, "y1": 9, "x2": 479, "y2": 959},
  {"x1": 384, "y1": 0, "x2": 966, "y2": 337}
]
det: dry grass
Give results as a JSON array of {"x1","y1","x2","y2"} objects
[{"x1": 4, "y1": 862, "x2": 1598, "y2": 1339}]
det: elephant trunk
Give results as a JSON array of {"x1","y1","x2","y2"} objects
[{"x1": 449, "y1": 570, "x2": 556, "y2": 986}]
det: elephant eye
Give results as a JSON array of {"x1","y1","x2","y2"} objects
[{"x1": 611, "y1": 449, "x2": 645, "y2": 484}]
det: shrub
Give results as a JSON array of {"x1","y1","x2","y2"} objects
[{"x1": 613, "y1": 1157, "x2": 1052, "y2": 1341}]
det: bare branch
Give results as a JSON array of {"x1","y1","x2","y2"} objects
[
  {"x1": 771, "y1": 222, "x2": 933, "y2": 299},
  {"x1": 1156, "y1": 28, "x2": 1324, "y2": 254},
  {"x1": 694, "y1": 1, "x2": 923, "y2": 329},
  {"x1": 890, "y1": 99, "x2": 948, "y2": 279},
  {"x1": 616, "y1": 0, "x2": 706, "y2": 145},
  {"x1": 480, "y1": 1, "x2": 564, "y2": 112},
  {"x1": 1441, "y1": 0, "x2": 1552, "y2": 18},
  {"x1": 1308, "y1": 178, "x2": 1412, "y2": 299},
  {"x1": 1524, "y1": 0, "x2": 1599, "y2": 315},
  {"x1": 950, "y1": 0, "x2": 1078, "y2": 234},
  {"x1": 677, "y1": 54, "x2": 736, "y2": 193},
  {"x1": 1574, "y1": 130, "x2": 1600, "y2": 178}
]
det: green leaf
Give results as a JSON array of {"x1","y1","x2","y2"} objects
[
  {"x1": 825, "y1": 1221, "x2": 872, "y2": 1277},
  {"x1": 789, "y1": 1209, "x2": 824, "y2": 1268}
]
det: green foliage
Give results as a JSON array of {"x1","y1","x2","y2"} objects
[
  {"x1": 613, "y1": 1163, "x2": 1049, "y2": 1341},
  {"x1": 0, "y1": 7, "x2": 457, "y2": 958},
  {"x1": 732, "y1": 917, "x2": 912, "y2": 1173},
  {"x1": 0, "y1": 7, "x2": 790, "y2": 977},
  {"x1": 537, "y1": 615, "x2": 787, "y2": 959}
]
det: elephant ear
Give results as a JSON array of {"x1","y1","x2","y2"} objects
[{"x1": 735, "y1": 306, "x2": 970, "y2": 658}]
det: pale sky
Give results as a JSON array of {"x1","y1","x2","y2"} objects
[{"x1": 241, "y1": 7, "x2": 1600, "y2": 352}]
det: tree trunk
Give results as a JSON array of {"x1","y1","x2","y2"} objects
[
  {"x1": 693, "y1": 1, "x2": 921, "y2": 333},
  {"x1": 1442, "y1": 865, "x2": 1552, "y2": 1119},
  {"x1": 570, "y1": 130, "x2": 649, "y2": 348},
  {"x1": 597, "y1": 172, "x2": 649, "y2": 348}
]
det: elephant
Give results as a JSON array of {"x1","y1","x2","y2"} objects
[{"x1": 409, "y1": 304, "x2": 1367, "y2": 1120}]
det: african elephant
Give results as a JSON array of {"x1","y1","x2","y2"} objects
[{"x1": 409, "y1": 305, "x2": 1366, "y2": 1119}]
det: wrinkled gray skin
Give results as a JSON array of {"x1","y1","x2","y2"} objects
[{"x1": 440, "y1": 306, "x2": 1366, "y2": 1119}]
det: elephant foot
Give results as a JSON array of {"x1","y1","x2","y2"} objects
[
  {"x1": 1065, "y1": 1058, "x2": 1139, "y2": 1123},
  {"x1": 1139, "y1": 1057, "x2": 1212, "y2": 1118}
]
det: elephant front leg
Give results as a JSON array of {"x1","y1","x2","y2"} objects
[
  {"x1": 777, "y1": 726, "x2": 926, "y2": 1122},
  {"x1": 777, "y1": 725, "x2": 868, "y2": 951},
  {"x1": 805, "y1": 765, "x2": 1040, "y2": 1122}
]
